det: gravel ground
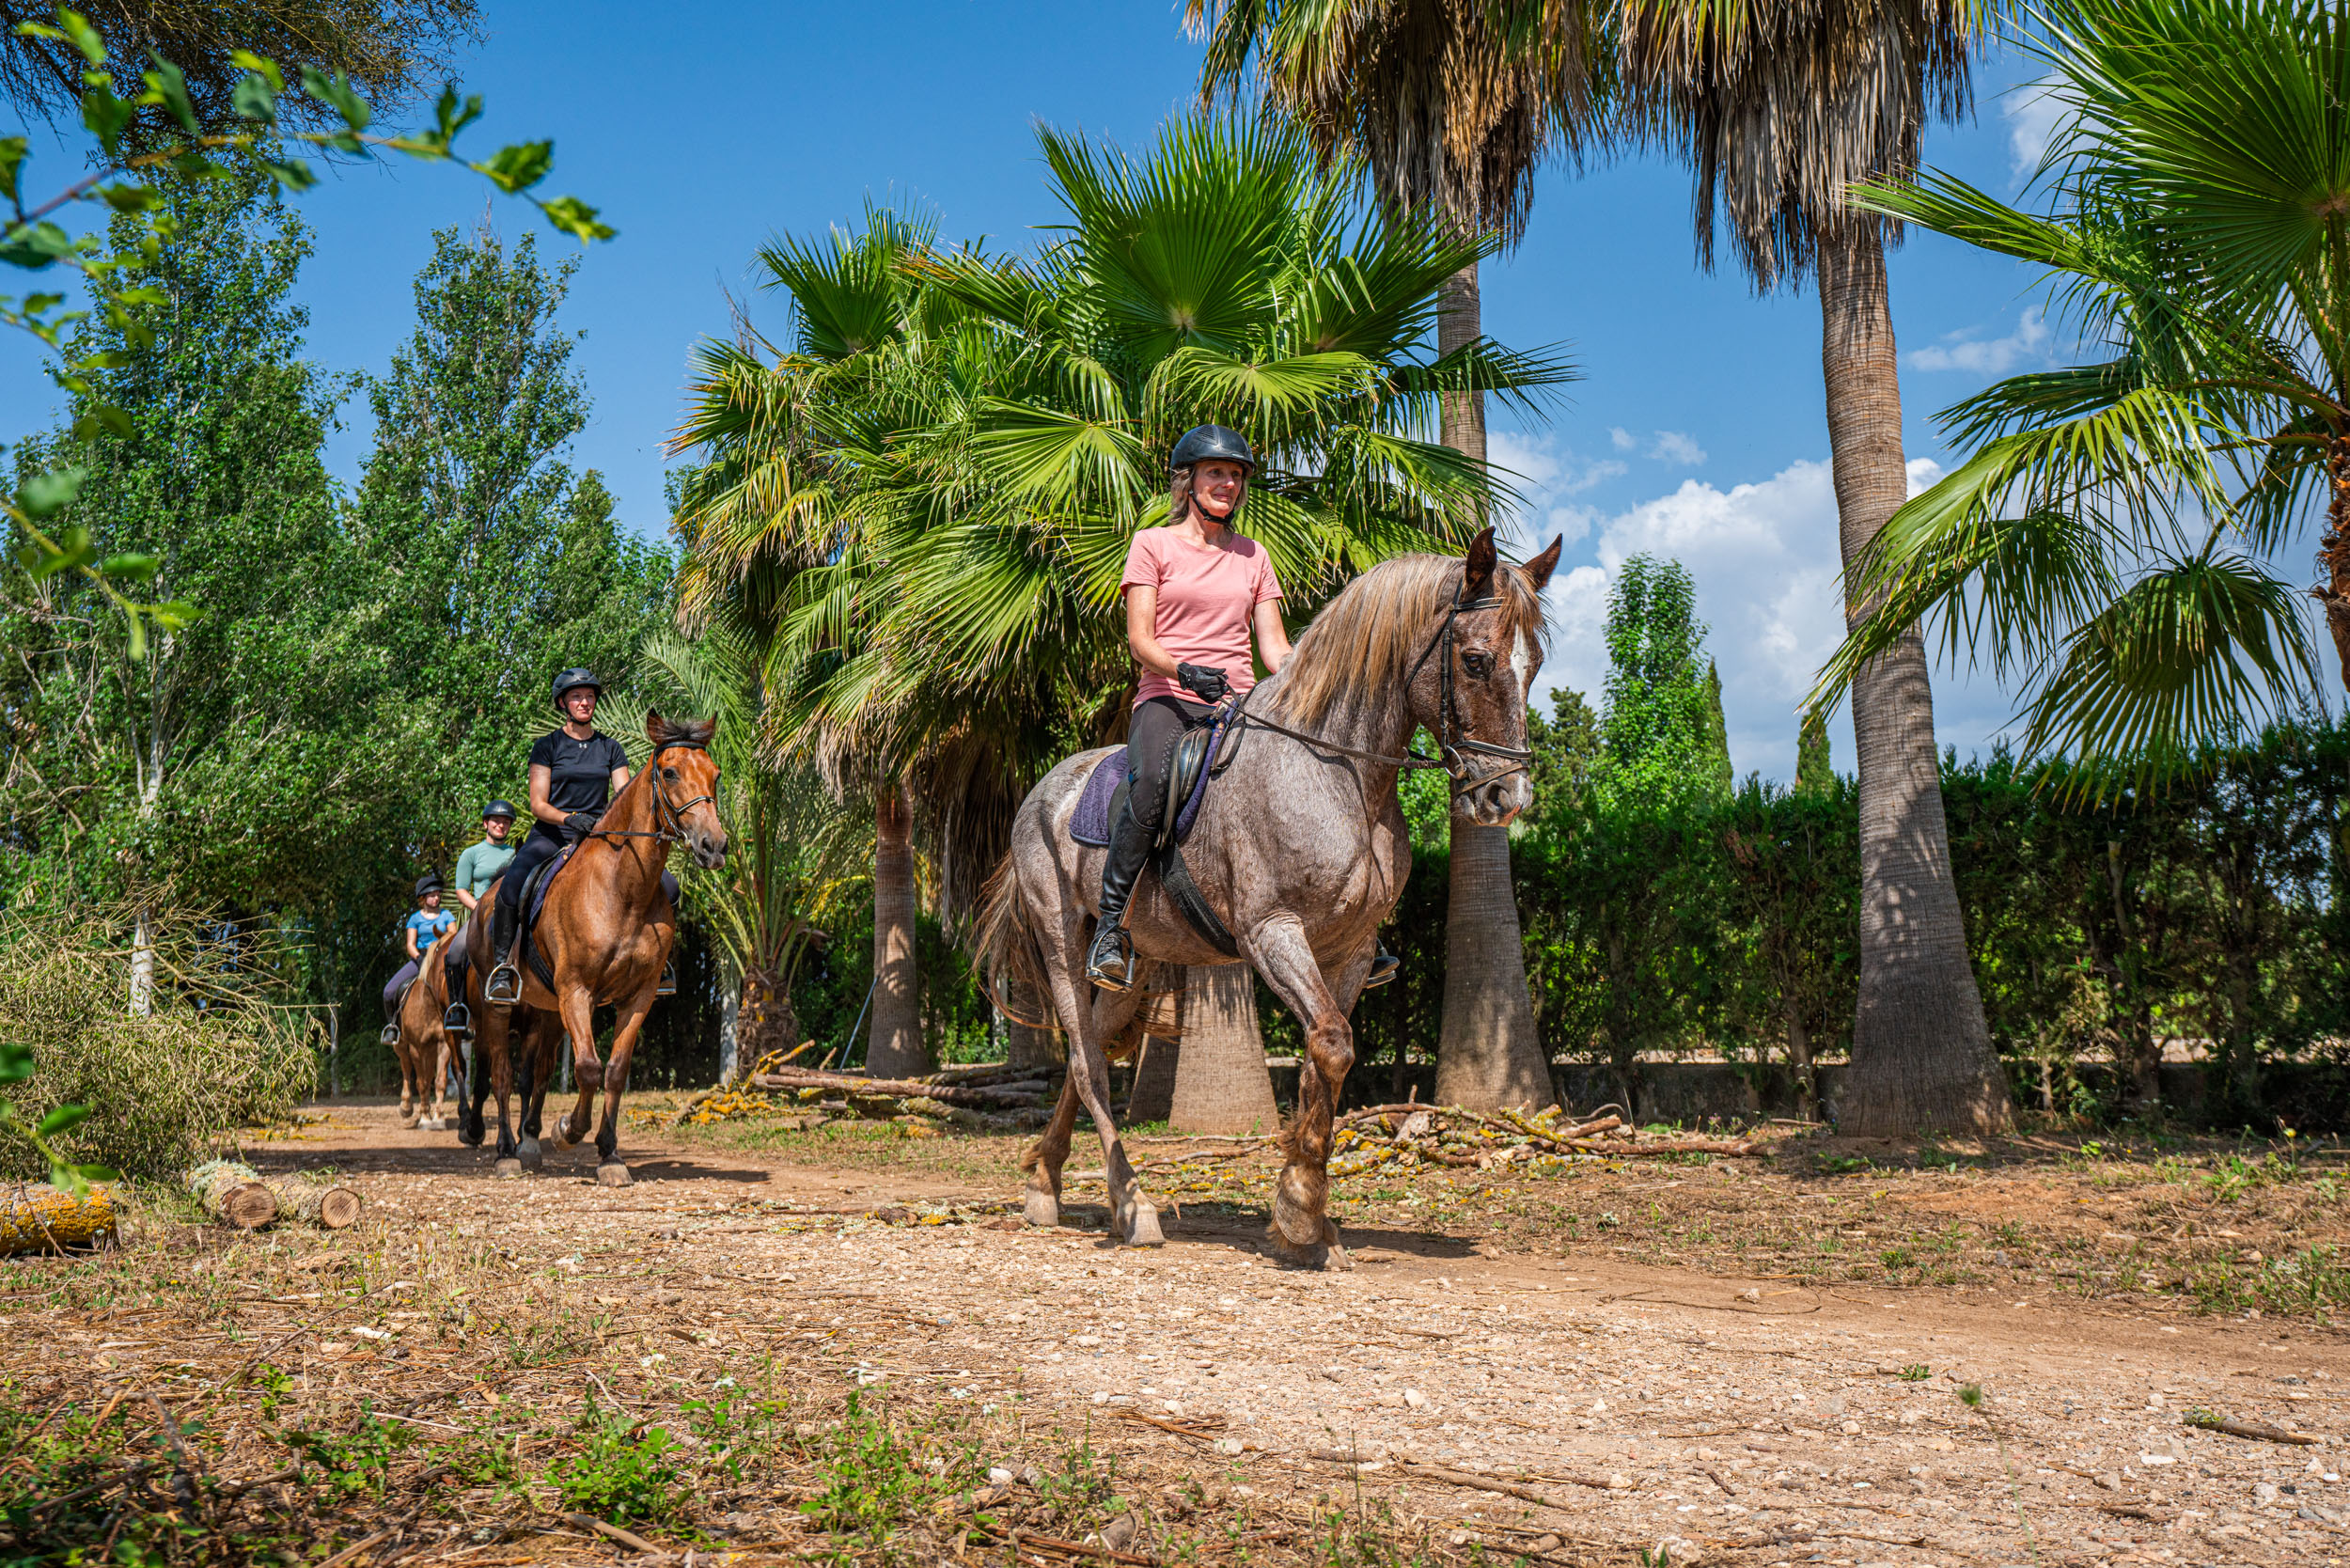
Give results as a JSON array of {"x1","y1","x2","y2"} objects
[{"x1": 126, "y1": 1099, "x2": 2333, "y2": 1567}]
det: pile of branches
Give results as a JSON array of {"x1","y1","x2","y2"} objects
[
  {"x1": 675, "y1": 1054, "x2": 1058, "y2": 1132},
  {"x1": 1328, "y1": 1104, "x2": 1759, "y2": 1175}
]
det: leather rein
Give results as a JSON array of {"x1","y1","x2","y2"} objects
[
  {"x1": 584, "y1": 740, "x2": 715, "y2": 846},
  {"x1": 1230, "y1": 584, "x2": 1535, "y2": 797}
]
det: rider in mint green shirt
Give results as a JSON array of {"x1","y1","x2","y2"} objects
[{"x1": 452, "y1": 799, "x2": 519, "y2": 919}]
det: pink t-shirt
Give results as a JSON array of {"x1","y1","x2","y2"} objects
[{"x1": 1120, "y1": 527, "x2": 1284, "y2": 707}]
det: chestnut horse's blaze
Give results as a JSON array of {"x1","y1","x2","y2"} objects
[{"x1": 458, "y1": 711, "x2": 728, "y2": 1181}]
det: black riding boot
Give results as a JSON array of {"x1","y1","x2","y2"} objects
[
  {"x1": 484, "y1": 893, "x2": 523, "y2": 1006},
  {"x1": 1085, "y1": 798, "x2": 1153, "y2": 992}
]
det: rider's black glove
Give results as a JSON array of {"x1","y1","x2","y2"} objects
[
  {"x1": 1176, "y1": 663, "x2": 1230, "y2": 704},
  {"x1": 562, "y1": 811, "x2": 601, "y2": 841}
]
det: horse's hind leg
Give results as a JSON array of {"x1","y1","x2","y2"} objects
[
  {"x1": 513, "y1": 1020, "x2": 545, "y2": 1171},
  {"x1": 1246, "y1": 917, "x2": 1365, "y2": 1271},
  {"x1": 1020, "y1": 1072, "x2": 1082, "y2": 1228},
  {"x1": 1045, "y1": 960, "x2": 1160, "y2": 1247}
]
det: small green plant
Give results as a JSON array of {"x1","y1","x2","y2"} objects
[
  {"x1": 1818, "y1": 1154, "x2": 1872, "y2": 1176},
  {"x1": 798, "y1": 1391, "x2": 937, "y2": 1547},
  {"x1": 684, "y1": 1377, "x2": 791, "y2": 1485},
  {"x1": 1880, "y1": 1247, "x2": 1914, "y2": 1268},
  {"x1": 1959, "y1": 1384, "x2": 2040, "y2": 1564},
  {"x1": 286, "y1": 1407, "x2": 410, "y2": 1500},
  {"x1": 1900, "y1": 1363, "x2": 1931, "y2": 1381},
  {"x1": 548, "y1": 1403, "x2": 686, "y2": 1527}
]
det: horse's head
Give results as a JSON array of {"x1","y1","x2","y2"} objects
[
  {"x1": 646, "y1": 712, "x2": 728, "y2": 870},
  {"x1": 1408, "y1": 526, "x2": 1562, "y2": 828}
]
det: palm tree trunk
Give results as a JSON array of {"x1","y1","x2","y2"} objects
[
  {"x1": 1168, "y1": 965, "x2": 1278, "y2": 1135},
  {"x1": 1434, "y1": 259, "x2": 1552, "y2": 1111},
  {"x1": 2317, "y1": 433, "x2": 2350, "y2": 679},
  {"x1": 866, "y1": 779, "x2": 928, "y2": 1077},
  {"x1": 1816, "y1": 227, "x2": 2010, "y2": 1137}
]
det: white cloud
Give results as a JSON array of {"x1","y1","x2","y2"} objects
[
  {"x1": 1905, "y1": 456, "x2": 1944, "y2": 498},
  {"x1": 1648, "y1": 430, "x2": 1707, "y2": 466},
  {"x1": 1607, "y1": 426, "x2": 1637, "y2": 452},
  {"x1": 1906, "y1": 308, "x2": 2048, "y2": 375},
  {"x1": 2004, "y1": 77, "x2": 2067, "y2": 181},
  {"x1": 1489, "y1": 430, "x2": 1628, "y2": 552}
]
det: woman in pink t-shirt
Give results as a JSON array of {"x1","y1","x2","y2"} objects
[{"x1": 1087, "y1": 425, "x2": 1292, "y2": 991}]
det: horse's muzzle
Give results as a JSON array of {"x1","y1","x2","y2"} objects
[
  {"x1": 1458, "y1": 772, "x2": 1532, "y2": 828},
  {"x1": 690, "y1": 831, "x2": 729, "y2": 871}
]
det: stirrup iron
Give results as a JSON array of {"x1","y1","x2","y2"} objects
[
  {"x1": 442, "y1": 1001, "x2": 474, "y2": 1043},
  {"x1": 1364, "y1": 941, "x2": 1401, "y2": 990},
  {"x1": 378, "y1": 1021, "x2": 401, "y2": 1046},
  {"x1": 1085, "y1": 922, "x2": 1136, "y2": 994},
  {"x1": 656, "y1": 961, "x2": 678, "y2": 997},
  {"x1": 484, "y1": 962, "x2": 523, "y2": 1007}
]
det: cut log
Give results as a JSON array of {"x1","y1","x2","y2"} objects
[
  {"x1": 750, "y1": 1069, "x2": 1047, "y2": 1107},
  {"x1": 185, "y1": 1159, "x2": 277, "y2": 1230},
  {"x1": 266, "y1": 1174, "x2": 362, "y2": 1231},
  {"x1": 0, "y1": 1184, "x2": 117, "y2": 1254}
]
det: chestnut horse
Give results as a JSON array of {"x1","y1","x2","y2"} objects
[
  {"x1": 456, "y1": 712, "x2": 728, "y2": 1182},
  {"x1": 394, "y1": 940, "x2": 459, "y2": 1130}
]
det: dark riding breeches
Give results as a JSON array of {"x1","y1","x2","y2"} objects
[
  {"x1": 494, "y1": 824, "x2": 569, "y2": 921},
  {"x1": 383, "y1": 958, "x2": 421, "y2": 1015},
  {"x1": 1126, "y1": 695, "x2": 1217, "y2": 837}
]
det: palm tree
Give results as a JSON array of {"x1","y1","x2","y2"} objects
[
  {"x1": 1823, "y1": 0, "x2": 2335, "y2": 797},
  {"x1": 1192, "y1": 0, "x2": 1607, "y2": 1112},
  {"x1": 671, "y1": 210, "x2": 958, "y2": 1079},
  {"x1": 682, "y1": 118, "x2": 1572, "y2": 1113},
  {"x1": 1617, "y1": 0, "x2": 2012, "y2": 1136}
]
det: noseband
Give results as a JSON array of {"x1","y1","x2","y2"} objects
[
  {"x1": 1402, "y1": 583, "x2": 1537, "y2": 795},
  {"x1": 587, "y1": 740, "x2": 717, "y2": 845},
  {"x1": 1233, "y1": 579, "x2": 1535, "y2": 798}
]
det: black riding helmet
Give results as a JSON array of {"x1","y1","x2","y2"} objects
[
  {"x1": 415, "y1": 873, "x2": 444, "y2": 902},
  {"x1": 550, "y1": 666, "x2": 603, "y2": 712},
  {"x1": 1170, "y1": 424, "x2": 1255, "y2": 525},
  {"x1": 482, "y1": 799, "x2": 518, "y2": 822},
  {"x1": 1169, "y1": 424, "x2": 1255, "y2": 475}
]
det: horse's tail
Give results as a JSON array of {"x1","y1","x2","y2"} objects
[{"x1": 973, "y1": 853, "x2": 1055, "y2": 1030}]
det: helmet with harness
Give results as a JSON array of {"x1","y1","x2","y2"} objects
[
  {"x1": 550, "y1": 666, "x2": 603, "y2": 711},
  {"x1": 1169, "y1": 424, "x2": 1255, "y2": 523}
]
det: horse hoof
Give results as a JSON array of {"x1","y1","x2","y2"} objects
[
  {"x1": 1023, "y1": 1191, "x2": 1060, "y2": 1229},
  {"x1": 517, "y1": 1137, "x2": 542, "y2": 1170},
  {"x1": 1263, "y1": 1226, "x2": 1343, "y2": 1271},
  {"x1": 554, "y1": 1113, "x2": 582, "y2": 1150},
  {"x1": 1122, "y1": 1203, "x2": 1166, "y2": 1248},
  {"x1": 494, "y1": 1158, "x2": 524, "y2": 1180},
  {"x1": 597, "y1": 1162, "x2": 632, "y2": 1188},
  {"x1": 417, "y1": 1116, "x2": 444, "y2": 1132}
]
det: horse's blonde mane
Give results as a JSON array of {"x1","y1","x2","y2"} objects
[{"x1": 1266, "y1": 552, "x2": 1549, "y2": 730}]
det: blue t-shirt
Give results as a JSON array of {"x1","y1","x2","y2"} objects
[{"x1": 404, "y1": 909, "x2": 455, "y2": 957}]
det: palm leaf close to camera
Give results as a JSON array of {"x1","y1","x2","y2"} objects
[{"x1": 1823, "y1": 0, "x2": 2349, "y2": 792}]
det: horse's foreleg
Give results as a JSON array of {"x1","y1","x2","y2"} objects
[
  {"x1": 459, "y1": 988, "x2": 493, "y2": 1148},
  {"x1": 587, "y1": 985, "x2": 656, "y2": 1185},
  {"x1": 1246, "y1": 917, "x2": 1360, "y2": 1270},
  {"x1": 551, "y1": 983, "x2": 603, "y2": 1151}
]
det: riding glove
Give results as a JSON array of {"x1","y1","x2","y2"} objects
[
  {"x1": 562, "y1": 811, "x2": 601, "y2": 841},
  {"x1": 1176, "y1": 663, "x2": 1230, "y2": 704}
]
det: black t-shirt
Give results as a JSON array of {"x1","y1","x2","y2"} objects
[{"x1": 529, "y1": 729, "x2": 629, "y2": 815}]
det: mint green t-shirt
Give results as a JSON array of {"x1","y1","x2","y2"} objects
[{"x1": 454, "y1": 838, "x2": 517, "y2": 902}]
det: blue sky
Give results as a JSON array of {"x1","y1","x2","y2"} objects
[{"x1": 2, "y1": 4, "x2": 2229, "y2": 780}]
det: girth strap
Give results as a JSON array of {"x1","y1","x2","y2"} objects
[{"x1": 1154, "y1": 841, "x2": 1238, "y2": 957}]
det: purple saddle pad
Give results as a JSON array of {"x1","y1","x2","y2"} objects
[
  {"x1": 526, "y1": 841, "x2": 580, "y2": 927},
  {"x1": 1069, "y1": 752, "x2": 1127, "y2": 847}
]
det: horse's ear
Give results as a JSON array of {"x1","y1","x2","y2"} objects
[
  {"x1": 1525, "y1": 533, "x2": 1563, "y2": 591},
  {"x1": 691, "y1": 716, "x2": 717, "y2": 747},
  {"x1": 1464, "y1": 526, "x2": 1498, "y2": 598},
  {"x1": 645, "y1": 710, "x2": 666, "y2": 747}
]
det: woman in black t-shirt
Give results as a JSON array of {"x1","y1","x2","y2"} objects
[{"x1": 484, "y1": 666, "x2": 632, "y2": 1005}]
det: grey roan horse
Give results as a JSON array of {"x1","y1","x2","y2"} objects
[{"x1": 979, "y1": 526, "x2": 1561, "y2": 1268}]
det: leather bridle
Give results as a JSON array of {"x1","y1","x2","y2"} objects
[
  {"x1": 1233, "y1": 578, "x2": 1535, "y2": 799},
  {"x1": 585, "y1": 741, "x2": 717, "y2": 846}
]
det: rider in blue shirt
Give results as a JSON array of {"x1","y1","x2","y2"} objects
[{"x1": 382, "y1": 874, "x2": 455, "y2": 1030}]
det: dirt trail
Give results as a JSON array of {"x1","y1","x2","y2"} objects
[{"x1": 227, "y1": 1102, "x2": 2350, "y2": 1567}]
